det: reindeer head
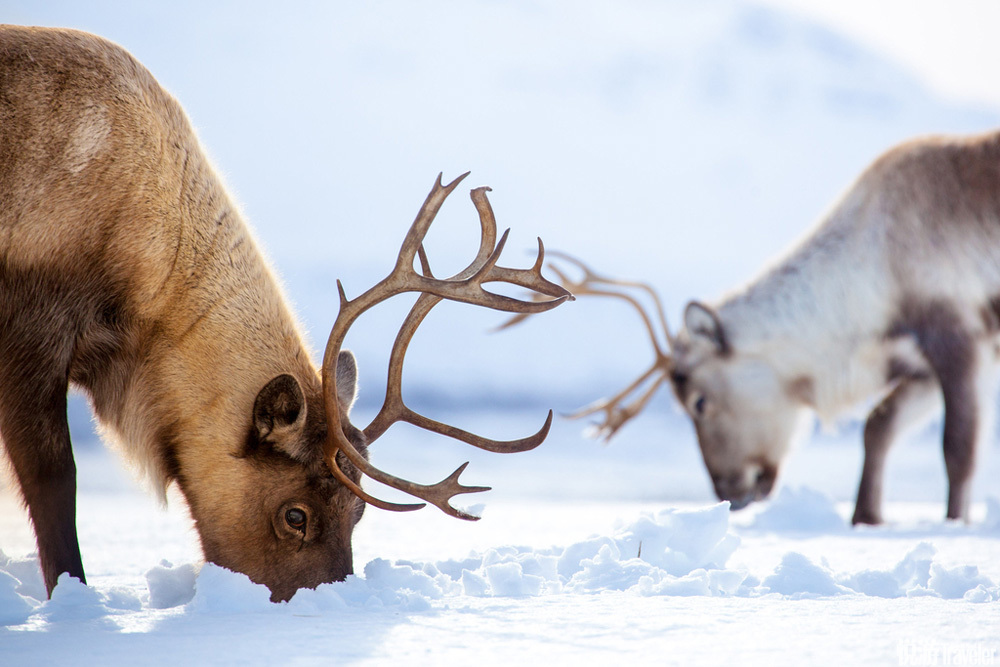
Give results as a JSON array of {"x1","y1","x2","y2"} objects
[
  {"x1": 196, "y1": 173, "x2": 570, "y2": 602},
  {"x1": 194, "y1": 355, "x2": 367, "y2": 603},
  {"x1": 511, "y1": 255, "x2": 806, "y2": 510},
  {"x1": 670, "y1": 302, "x2": 808, "y2": 509}
]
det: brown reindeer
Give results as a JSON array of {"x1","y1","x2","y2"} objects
[
  {"x1": 514, "y1": 130, "x2": 1000, "y2": 525},
  {"x1": 0, "y1": 25, "x2": 570, "y2": 602}
]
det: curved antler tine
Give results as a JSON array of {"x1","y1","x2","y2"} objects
[
  {"x1": 546, "y1": 264, "x2": 576, "y2": 289},
  {"x1": 490, "y1": 310, "x2": 536, "y2": 333},
  {"x1": 363, "y1": 291, "x2": 438, "y2": 443},
  {"x1": 417, "y1": 277, "x2": 570, "y2": 314},
  {"x1": 563, "y1": 363, "x2": 662, "y2": 421},
  {"x1": 593, "y1": 372, "x2": 669, "y2": 441},
  {"x1": 470, "y1": 226, "x2": 510, "y2": 284},
  {"x1": 532, "y1": 236, "x2": 547, "y2": 272},
  {"x1": 634, "y1": 281, "x2": 675, "y2": 349},
  {"x1": 533, "y1": 238, "x2": 574, "y2": 297},
  {"x1": 417, "y1": 245, "x2": 434, "y2": 278},
  {"x1": 467, "y1": 186, "x2": 498, "y2": 274},
  {"x1": 396, "y1": 172, "x2": 470, "y2": 272},
  {"x1": 487, "y1": 238, "x2": 575, "y2": 300},
  {"x1": 546, "y1": 250, "x2": 610, "y2": 284},
  {"x1": 428, "y1": 462, "x2": 491, "y2": 520},
  {"x1": 401, "y1": 409, "x2": 553, "y2": 453},
  {"x1": 336, "y1": 279, "x2": 348, "y2": 307},
  {"x1": 569, "y1": 370, "x2": 668, "y2": 442}
]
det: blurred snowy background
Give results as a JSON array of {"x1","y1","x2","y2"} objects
[{"x1": 5, "y1": 0, "x2": 1000, "y2": 506}]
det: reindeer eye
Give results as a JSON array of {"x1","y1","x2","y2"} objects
[
  {"x1": 693, "y1": 395, "x2": 706, "y2": 417},
  {"x1": 285, "y1": 508, "x2": 307, "y2": 532}
]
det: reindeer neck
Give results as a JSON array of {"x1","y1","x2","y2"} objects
[
  {"x1": 97, "y1": 150, "x2": 319, "y2": 500},
  {"x1": 714, "y1": 205, "x2": 899, "y2": 417}
]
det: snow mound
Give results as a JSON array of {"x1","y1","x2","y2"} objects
[
  {"x1": 927, "y1": 563, "x2": 994, "y2": 600},
  {"x1": 38, "y1": 574, "x2": 118, "y2": 628},
  {"x1": 748, "y1": 486, "x2": 847, "y2": 532},
  {"x1": 983, "y1": 497, "x2": 1000, "y2": 532},
  {"x1": 0, "y1": 550, "x2": 46, "y2": 601},
  {"x1": 145, "y1": 560, "x2": 199, "y2": 609},
  {"x1": 763, "y1": 552, "x2": 849, "y2": 597},
  {"x1": 0, "y1": 570, "x2": 34, "y2": 626},
  {"x1": 187, "y1": 564, "x2": 274, "y2": 613}
]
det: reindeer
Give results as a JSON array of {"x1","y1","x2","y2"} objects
[
  {"x1": 518, "y1": 130, "x2": 1000, "y2": 525},
  {"x1": 0, "y1": 25, "x2": 570, "y2": 602}
]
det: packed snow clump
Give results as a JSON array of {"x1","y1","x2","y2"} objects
[
  {"x1": 146, "y1": 560, "x2": 199, "y2": 609},
  {"x1": 747, "y1": 485, "x2": 846, "y2": 532}
]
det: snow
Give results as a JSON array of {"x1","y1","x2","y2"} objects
[
  {"x1": 2, "y1": 461, "x2": 999, "y2": 663},
  {"x1": 4, "y1": 0, "x2": 1000, "y2": 664},
  {"x1": 748, "y1": 485, "x2": 848, "y2": 533}
]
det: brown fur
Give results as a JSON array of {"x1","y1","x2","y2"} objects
[{"x1": 0, "y1": 25, "x2": 367, "y2": 601}]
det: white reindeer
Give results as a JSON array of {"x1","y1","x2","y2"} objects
[{"x1": 531, "y1": 130, "x2": 1000, "y2": 524}]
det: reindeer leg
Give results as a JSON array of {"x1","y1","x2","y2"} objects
[
  {"x1": 0, "y1": 339, "x2": 85, "y2": 596},
  {"x1": 905, "y1": 305, "x2": 980, "y2": 522},
  {"x1": 853, "y1": 376, "x2": 939, "y2": 525},
  {"x1": 940, "y1": 382, "x2": 979, "y2": 522},
  {"x1": 929, "y1": 353, "x2": 980, "y2": 521}
]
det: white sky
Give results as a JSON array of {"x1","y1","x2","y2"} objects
[{"x1": 759, "y1": 0, "x2": 1000, "y2": 109}]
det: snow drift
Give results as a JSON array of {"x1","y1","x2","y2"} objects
[{"x1": 3, "y1": 495, "x2": 997, "y2": 633}]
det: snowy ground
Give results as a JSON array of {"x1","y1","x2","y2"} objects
[{"x1": 2, "y1": 408, "x2": 999, "y2": 665}]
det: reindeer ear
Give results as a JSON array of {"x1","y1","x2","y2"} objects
[
  {"x1": 253, "y1": 374, "x2": 307, "y2": 459},
  {"x1": 684, "y1": 301, "x2": 728, "y2": 354},
  {"x1": 335, "y1": 350, "x2": 359, "y2": 416}
]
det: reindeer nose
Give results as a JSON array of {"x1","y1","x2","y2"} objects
[
  {"x1": 712, "y1": 464, "x2": 777, "y2": 510},
  {"x1": 711, "y1": 473, "x2": 753, "y2": 509},
  {"x1": 726, "y1": 492, "x2": 755, "y2": 511}
]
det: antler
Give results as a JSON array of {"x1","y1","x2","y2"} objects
[
  {"x1": 321, "y1": 173, "x2": 572, "y2": 521},
  {"x1": 499, "y1": 251, "x2": 674, "y2": 441}
]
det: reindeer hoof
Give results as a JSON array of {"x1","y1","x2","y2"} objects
[{"x1": 851, "y1": 509, "x2": 882, "y2": 526}]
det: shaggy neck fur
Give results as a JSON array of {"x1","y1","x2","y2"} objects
[
  {"x1": 712, "y1": 181, "x2": 902, "y2": 420},
  {"x1": 79, "y1": 79, "x2": 320, "y2": 505}
]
